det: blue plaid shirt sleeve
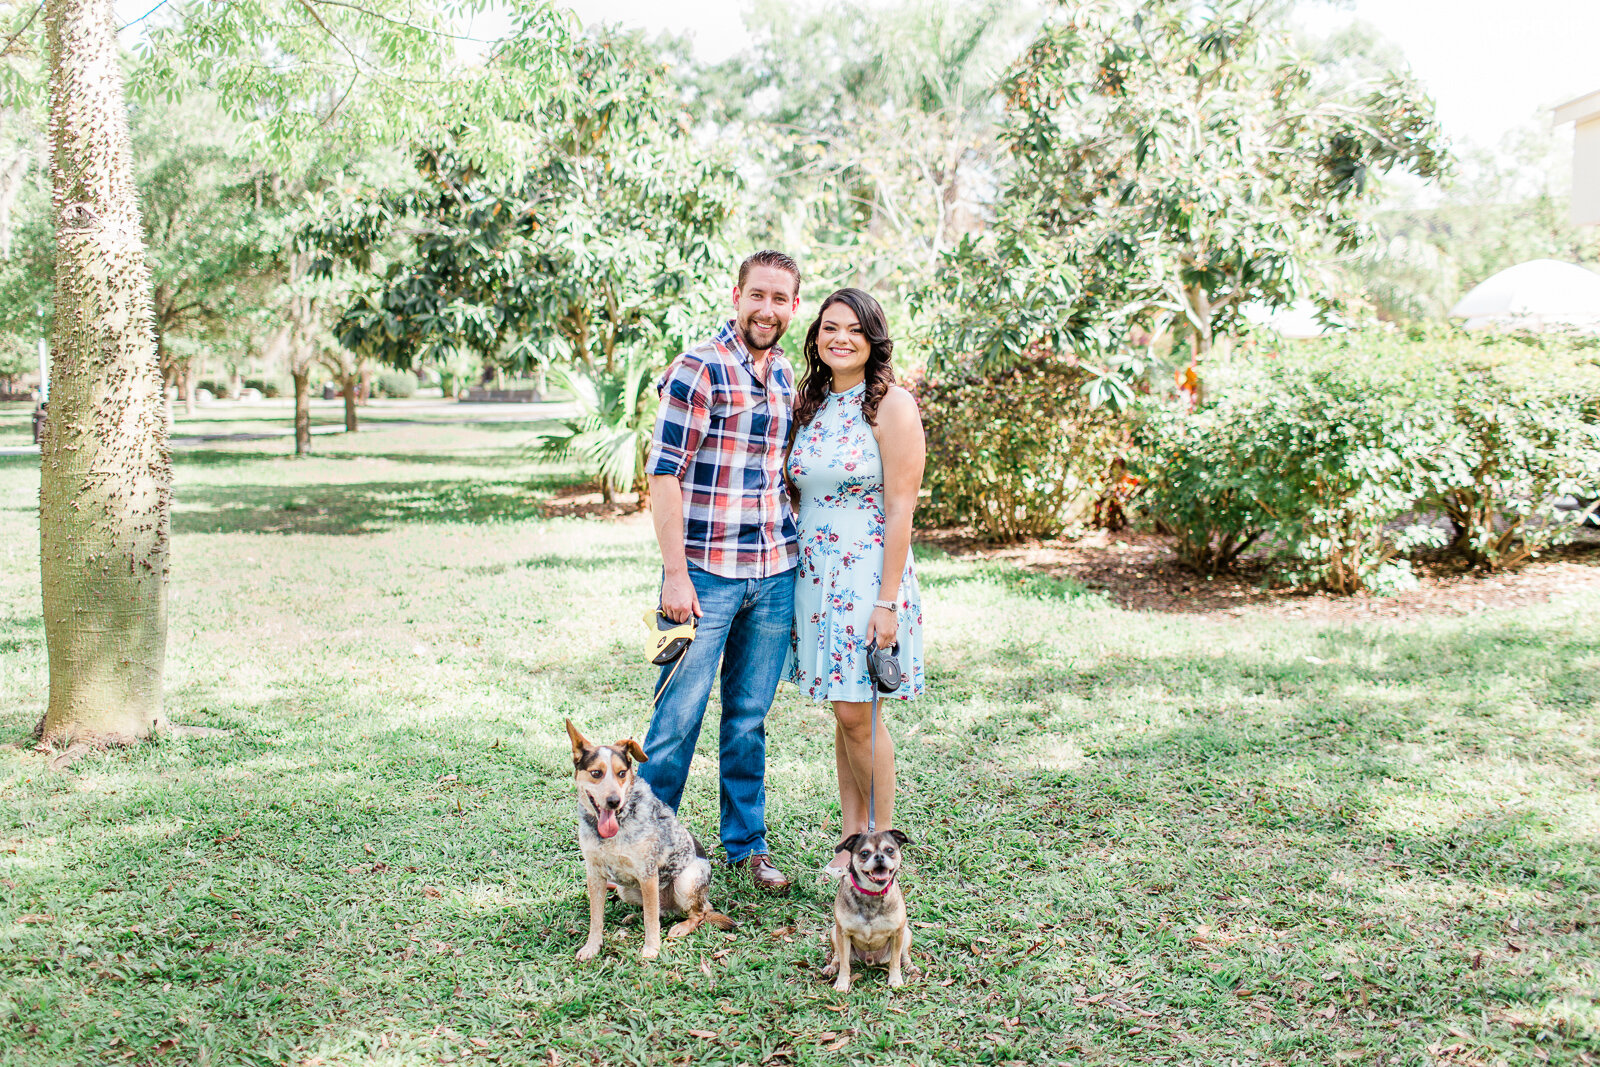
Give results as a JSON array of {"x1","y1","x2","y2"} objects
[{"x1": 647, "y1": 355, "x2": 713, "y2": 479}]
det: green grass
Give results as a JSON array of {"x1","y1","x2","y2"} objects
[{"x1": 2, "y1": 421, "x2": 1598, "y2": 1066}]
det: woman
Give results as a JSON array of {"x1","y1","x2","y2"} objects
[{"x1": 786, "y1": 288, "x2": 926, "y2": 879}]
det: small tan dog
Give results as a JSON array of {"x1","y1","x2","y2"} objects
[
  {"x1": 566, "y1": 720, "x2": 733, "y2": 961},
  {"x1": 823, "y1": 829, "x2": 913, "y2": 992}
]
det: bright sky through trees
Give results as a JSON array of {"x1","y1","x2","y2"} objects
[{"x1": 565, "y1": 0, "x2": 1600, "y2": 152}]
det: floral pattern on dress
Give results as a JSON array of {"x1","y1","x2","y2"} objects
[{"x1": 785, "y1": 382, "x2": 925, "y2": 702}]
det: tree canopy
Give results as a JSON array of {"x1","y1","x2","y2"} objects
[
  {"x1": 915, "y1": 0, "x2": 1447, "y2": 404},
  {"x1": 313, "y1": 28, "x2": 740, "y2": 376}
]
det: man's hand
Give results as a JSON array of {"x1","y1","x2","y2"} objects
[{"x1": 661, "y1": 571, "x2": 702, "y2": 623}]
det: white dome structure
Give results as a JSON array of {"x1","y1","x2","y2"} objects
[{"x1": 1449, "y1": 259, "x2": 1600, "y2": 332}]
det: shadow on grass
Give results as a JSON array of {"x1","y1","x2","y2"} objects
[
  {"x1": 0, "y1": 612, "x2": 42, "y2": 654},
  {"x1": 171, "y1": 478, "x2": 559, "y2": 535}
]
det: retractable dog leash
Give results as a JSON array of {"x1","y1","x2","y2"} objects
[{"x1": 644, "y1": 608, "x2": 697, "y2": 709}]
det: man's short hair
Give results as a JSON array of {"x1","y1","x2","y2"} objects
[{"x1": 737, "y1": 250, "x2": 802, "y2": 296}]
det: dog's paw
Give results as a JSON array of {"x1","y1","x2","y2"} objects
[
  {"x1": 832, "y1": 976, "x2": 851, "y2": 993},
  {"x1": 888, "y1": 972, "x2": 905, "y2": 989},
  {"x1": 575, "y1": 941, "x2": 602, "y2": 963},
  {"x1": 641, "y1": 944, "x2": 660, "y2": 961},
  {"x1": 820, "y1": 955, "x2": 839, "y2": 979},
  {"x1": 667, "y1": 920, "x2": 694, "y2": 939}
]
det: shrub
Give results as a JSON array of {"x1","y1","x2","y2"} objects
[
  {"x1": 372, "y1": 370, "x2": 418, "y2": 398},
  {"x1": 1133, "y1": 337, "x2": 1600, "y2": 591},
  {"x1": 243, "y1": 375, "x2": 291, "y2": 398},
  {"x1": 1423, "y1": 348, "x2": 1600, "y2": 569},
  {"x1": 911, "y1": 353, "x2": 1127, "y2": 541},
  {"x1": 1135, "y1": 352, "x2": 1449, "y2": 593},
  {"x1": 197, "y1": 378, "x2": 232, "y2": 400}
]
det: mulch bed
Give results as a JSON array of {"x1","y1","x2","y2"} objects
[{"x1": 916, "y1": 527, "x2": 1600, "y2": 622}]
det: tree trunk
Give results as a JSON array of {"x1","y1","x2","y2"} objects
[
  {"x1": 38, "y1": 0, "x2": 170, "y2": 745},
  {"x1": 292, "y1": 368, "x2": 311, "y2": 455},
  {"x1": 182, "y1": 355, "x2": 199, "y2": 416},
  {"x1": 358, "y1": 364, "x2": 372, "y2": 406},
  {"x1": 340, "y1": 372, "x2": 358, "y2": 431}
]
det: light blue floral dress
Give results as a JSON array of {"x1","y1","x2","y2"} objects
[{"x1": 786, "y1": 382, "x2": 925, "y2": 702}]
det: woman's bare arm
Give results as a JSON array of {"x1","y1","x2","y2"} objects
[{"x1": 869, "y1": 386, "x2": 926, "y2": 648}]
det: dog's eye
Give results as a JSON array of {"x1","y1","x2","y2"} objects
[
  {"x1": 590, "y1": 769, "x2": 603, "y2": 779},
  {"x1": 616, "y1": 768, "x2": 627, "y2": 779}
]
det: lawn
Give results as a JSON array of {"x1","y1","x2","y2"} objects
[{"x1": 1, "y1": 419, "x2": 1597, "y2": 1066}]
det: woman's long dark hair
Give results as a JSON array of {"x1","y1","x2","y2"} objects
[{"x1": 792, "y1": 287, "x2": 897, "y2": 434}]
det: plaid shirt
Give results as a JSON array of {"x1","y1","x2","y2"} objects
[{"x1": 647, "y1": 320, "x2": 799, "y2": 579}]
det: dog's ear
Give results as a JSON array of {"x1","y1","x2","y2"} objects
[
  {"x1": 565, "y1": 719, "x2": 594, "y2": 767},
  {"x1": 615, "y1": 738, "x2": 648, "y2": 764},
  {"x1": 888, "y1": 829, "x2": 912, "y2": 847},
  {"x1": 835, "y1": 833, "x2": 864, "y2": 857}
]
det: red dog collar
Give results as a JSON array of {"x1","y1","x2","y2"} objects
[{"x1": 849, "y1": 869, "x2": 896, "y2": 896}]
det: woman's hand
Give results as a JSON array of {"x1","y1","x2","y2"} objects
[{"x1": 866, "y1": 605, "x2": 897, "y2": 649}]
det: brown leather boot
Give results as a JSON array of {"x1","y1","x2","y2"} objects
[{"x1": 736, "y1": 853, "x2": 791, "y2": 894}]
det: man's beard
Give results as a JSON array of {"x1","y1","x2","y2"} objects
[{"x1": 738, "y1": 313, "x2": 787, "y2": 353}]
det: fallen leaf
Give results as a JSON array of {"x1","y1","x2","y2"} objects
[
  {"x1": 438, "y1": 774, "x2": 458, "y2": 783},
  {"x1": 16, "y1": 914, "x2": 53, "y2": 924},
  {"x1": 364, "y1": 843, "x2": 375, "y2": 856},
  {"x1": 824, "y1": 1037, "x2": 849, "y2": 1052},
  {"x1": 423, "y1": 886, "x2": 443, "y2": 899},
  {"x1": 688, "y1": 1030, "x2": 718, "y2": 1040},
  {"x1": 469, "y1": 1038, "x2": 488, "y2": 1049},
  {"x1": 699, "y1": 958, "x2": 711, "y2": 976},
  {"x1": 760, "y1": 1046, "x2": 794, "y2": 1064}
]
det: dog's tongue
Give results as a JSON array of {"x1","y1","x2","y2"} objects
[{"x1": 596, "y1": 809, "x2": 620, "y2": 839}]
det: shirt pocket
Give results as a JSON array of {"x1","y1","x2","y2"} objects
[{"x1": 712, "y1": 386, "x2": 768, "y2": 442}]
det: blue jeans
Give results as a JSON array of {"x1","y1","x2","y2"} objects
[{"x1": 640, "y1": 563, "x2": 795, "y2": 864}]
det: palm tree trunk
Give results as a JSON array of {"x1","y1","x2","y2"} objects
[{"x1": 38, "y1": 0, "x2": 171, "y2": 745}]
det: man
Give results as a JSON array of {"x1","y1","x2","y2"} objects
[{"x1": 640, "y1": 249, "x2": 802, "y2": 894}]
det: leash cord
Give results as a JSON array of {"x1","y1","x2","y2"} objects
[
  {"x1": 652, "y1": 650, "x2": 689, "y2": 710},
  {"x1": 867, "y1": 683, "x2": 878, "y2": 834}
]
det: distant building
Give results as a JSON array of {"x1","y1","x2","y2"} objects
[{"x1": 1556, "y1": 89, "x2": 1600, "y2": 227}]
